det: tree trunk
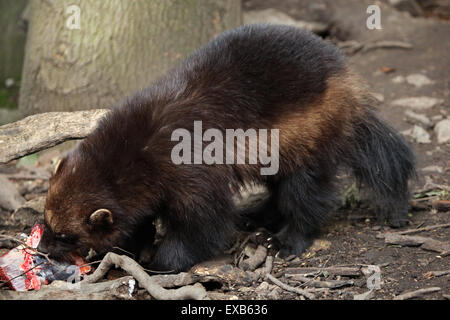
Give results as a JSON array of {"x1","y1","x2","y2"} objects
[
  {"x1": 0, "y1": 0, "x2": 28, "y2": 86},
  {"x1": 19, "y1": 0, "x2": 242, "y2": 116}
]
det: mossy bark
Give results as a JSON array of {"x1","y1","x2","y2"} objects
[{"x1": 19, "y1": 0, "x2": 242, "y2": 116}]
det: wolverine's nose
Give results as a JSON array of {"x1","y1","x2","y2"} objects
[{"x1": 37, "y1": 239, "x2": 49, "y2": 254}]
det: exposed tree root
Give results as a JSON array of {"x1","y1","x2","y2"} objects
[{"x1": 82, "y1": 252, "x2": 209, "y2": 300}]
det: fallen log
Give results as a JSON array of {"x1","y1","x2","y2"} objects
[
  {"x1": 0, "y1": 276, "x2": 136, "y2": 300},
  {"x1": 0, "y1": 109, "x2": 108, "y2": 164}
]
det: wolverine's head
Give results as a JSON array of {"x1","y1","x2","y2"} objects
[{"x1": 38, "y1": 151, "x2": 126, "y2": 262}]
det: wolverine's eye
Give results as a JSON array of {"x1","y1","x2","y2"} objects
[{"x1": 55, "y1": 233, "x2": 77, "y2": 244}]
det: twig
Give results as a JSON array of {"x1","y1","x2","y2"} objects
[
  {"x1": 266, "y1": 274, "x2": 317, "y2": 299},
  {"x1": 0, "y1": 234, "x2": 59, "y2": 268},
  {"x1": 394, "y1": 287, "x2": 441, "y2": 300},
  {"x1": 297, "y1": 255, "x2": 333, "y2": 288},
  {"x1": 286, "y1": 274, "x2": 354, "y2": 289},
  {"x1": 285, "y1": 266, "x2": 361, "y2": 277},
  {"x1": 423, "y1": 270, "x2": 450, "y2": 278},
  {"x1": 263, "y1": 256, "x2": 274, "y2": 278},
  {"x1": 377, "y1": 223, "x2": 450, "y2": 239},
  {"x1": 112, "y1": 246, "x2": 135, "y2": 258},
  {"x1": 384, "y1": 233, "x2": 450, "y2": 254},
  {"x1": 397, "y1": 223, "x2": 450, "y2": 235},
  {"x1": 362, "y1": 41, "x2": 413, "y2": 52},
  {"x1": 6, "y1": 173, "x2": 51, "y2": 180},
  {"x1": 81, "y1": 252, "x2": 209, "y2": 300}
]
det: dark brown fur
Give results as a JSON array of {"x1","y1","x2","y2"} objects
[{"x1": 38, "y1": 24, "x2": 415, "y2": 271}]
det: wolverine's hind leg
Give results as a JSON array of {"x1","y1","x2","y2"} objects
[{"x1": 274, "y1": 164, "x2": 338, "y2": 258}]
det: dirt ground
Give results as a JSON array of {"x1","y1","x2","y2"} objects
[
  {"x1": 240, "y1": 0, "x2": 450, "y2": 299},
  {"x1": 0, "y1": 0, "x2": 449, "y2": 300}
]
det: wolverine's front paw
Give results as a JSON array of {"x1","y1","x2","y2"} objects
[{"x1": 274, "y1": 229, "x2": 314, "y2": 259}]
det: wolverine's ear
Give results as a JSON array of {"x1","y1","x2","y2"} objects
[{"x1": 89, "y1": 209, "x2": 113, "y2": 226}]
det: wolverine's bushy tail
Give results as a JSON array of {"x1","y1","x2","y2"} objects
[{"x1": 346, "y1": 109, "x2": 416, "y2": 226}]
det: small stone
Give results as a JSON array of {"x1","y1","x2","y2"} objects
[
  {"x1": 431, "y1": 115, "x2": 444, "y2": 122},
  {"x1": 354, "y1": 290, "x2": 375, "y2": 300},
  {"x1": 402, "y1": 125, "x2": 431, "y2": 144},
  {"x1": 405, "y1": 74, "x2": 434, "y2": 87},
  {"x1": 404, "y1": 110, "x2": 433, "y2": 128},
  {"x1": 267, "y1": 287, "x2": 282, "y2": 300},
  {"x1": 392, "y1": 97, "x2": 444, "y2": 110},
  {"x1": 5, "y1": 78, "x2": 15, "y2": 88},
  {"x1": 434, "y1": 119, "x2": 450, "y2": 144},
  {"x1": 238, "y1": 287, "x2": 254, "y2": 294},
  {"x1": 255, "y1": 281, "x2": 271, "y2": 295},
  {"x1": 392, "y1": 75, "x2": 405, "y2": 84},
  {"x1": 371, "y1": 92, "x2": 385, "y2": 102}
]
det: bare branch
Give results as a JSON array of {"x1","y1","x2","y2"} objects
[
  {"x1": 285, "y1": 274, "x2": 354, "y2": 289},
  {"x1": 266, "y1": 274, "x2": 323, "y2": 299},
  {"x1": 0, "y1": 109, "x2": 108, "y2": 164},
  {"x1": 285, "y1": 266, "x2": 362, "y2": 277}
]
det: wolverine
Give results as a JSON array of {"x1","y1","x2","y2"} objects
[{"x1": 38, "y1": 24, "x2": 415, "y2": 272}]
